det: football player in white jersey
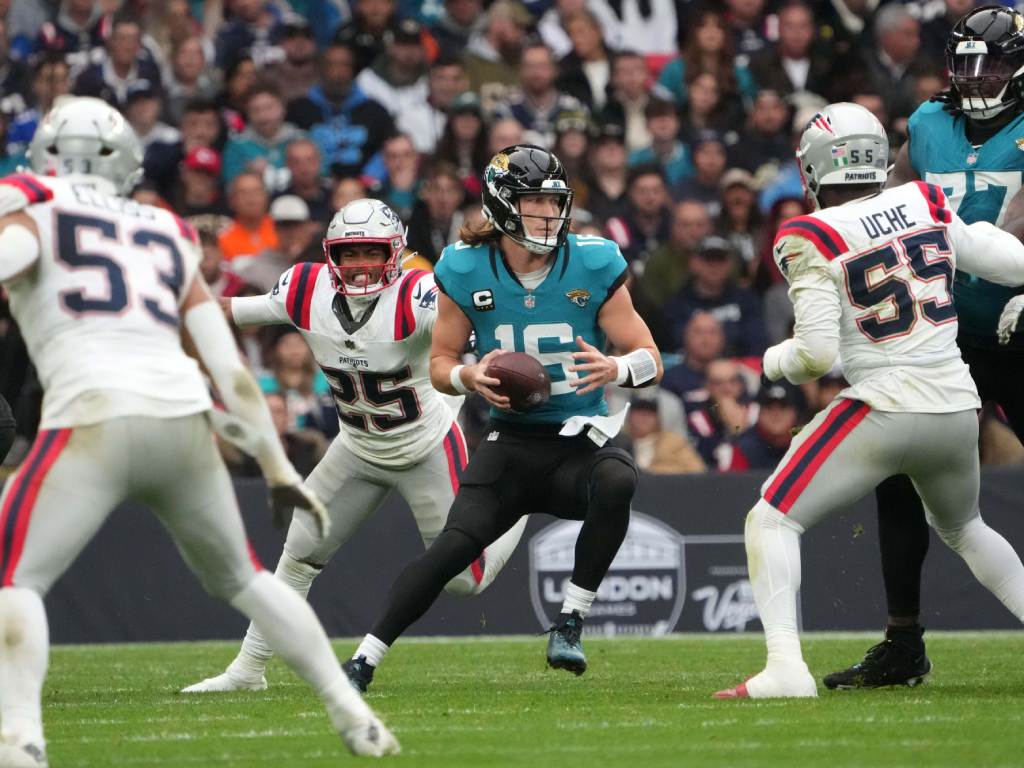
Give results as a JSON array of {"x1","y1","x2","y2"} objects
[
  {"x1": 183, "y1": 198, "x2": 526, "y2": 695},
  {"x1": 713, "y1": 103, "x2": 1024, "y2": 699},
  {"x1": 0, "y1": 97, "x2": 398, "y2": 765}
]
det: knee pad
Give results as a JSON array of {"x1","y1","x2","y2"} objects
[
  {"x1": 276, "y1": 551, "x2": 322, "y2": 593},
  {"x1": 588, "y1": 447, "x2": 639, "y2": 501}
]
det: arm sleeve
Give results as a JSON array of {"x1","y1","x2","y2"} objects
[
  {"x1": 948, "y1": 215, "x2": 1024, "y2": 287},
  {"x1": 231, "y1": 268, "x2": 299, "y2": 327},
  {"x1": 762, "y1": 236, "x2": 841, "y2": 384}
]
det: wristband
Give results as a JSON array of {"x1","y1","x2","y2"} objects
[
  {"x1": 449, "y1": 364, "x2": 472, "y2": 395},
  {"x1": 612, "y1": 349, "x2": 658, "y2": 388}
]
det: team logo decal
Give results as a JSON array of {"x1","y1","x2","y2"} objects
[
  {"x1": 344, "y1": 339, "x2": 357, "y2": 350},
  {"x1": 967, "y1": 152, "x2": 979, "y2": 165},
  {"x1": 1016, "y1": 138, "x2": 1024, "y2": 153},
  {"x1": 524, "y1": 293, "x2": 536, "y2": 309},
  {"x1": 830, "y1": 144, "x2": 848, "y2": 168},
  {"x1": 566, "y1": 288, "x2": 591, "y2": 308},
  {"x1": 490, "y1": 152, "x2": 510, "y2": 173}
]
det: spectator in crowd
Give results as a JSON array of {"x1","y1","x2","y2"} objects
[
  {"x1": 461, "y1": 0, "x2": 531, "y2": 110},
  {"x1": 162, "y1": 36, "x2": 221, "y2": 126},
  {"x1": 719, "y1": 379, "x2": 801, "y2": 471},
  {"x1": 265, "y1": 392, "x2": 327, "y2": 477},
  {"x1": 215, "y1": 0, "x2": 283, "y2": 70},
  {"x1": 398, "y1": 55, "x2": 469, "y2": 154},
  {"x1": 678, "y1": 70, "x2": 738, "y2": 141},
  {"x1": 6, "y1": 53, "x2": 71, "y2": 157},
  {"x1": 725, "y1": 0, "x2": 769, "y2": 57},
  {"x1": 864, "y1": 4, "x2": 922, "y2": 121},
  {"x1": 727, "y1": 88, "x2": 791, "y2": 176},
  {"x1": 672, "y1": 131, "x2": 727, "y2": 216},
  {"x1": 748, "y1": 0, "x2": 834, "y2": 99},
  {"x1": 222, "y1": 54, "x2": 258, "y2": 132},
  {"x1": 375, "y1": 133, "x2": 421, "y2": 221},
  {"x1": 664, "y1": 234, "x2": 766, "y2": 356},
  {"x1": 146, "y1": 97, "x2": 225, "y2": 197},
  {"x1": 356, "y1": 18, "x2": 431, "y2": 118},
  {"x1": 487, "y1": 115, "x2": 525, "y2": 155},
  {"x1": 606, "y1": 163, "x2": 673, "y2": 265},
  {"x1": 687, "y1": 357, "x2": 754, "y2": 466},
  {"x1": 233, "y1": 195, "x2": 319, "y2": 291},
  {"x1": 716, "y1": 168, "x2": 762, "y2": 279},
  {"x1": 222, "y1": 83, "x2": 303, "y2": 192},
  {"x1": 640, "y1": 199, "x2": 712, "y2": 308},
  {"x1": 126, "y1": 86, "x2": 180, "y2": 154},
  {"x1": 494, "y1": 40, "x2": 584, "y2": 149},
  {"x1": 74, "y1": 16, "x2": 162, "y2": 110},
  {"x1": 538, "y1": 0, "x2": 618, "y2": 60},
  {"x1": 219, "y1": 171, "x2": 279, "y2": 261},
  {"x1": 661, "y1": 310, "x2": 726, "y2": 406},
  {"x1": 36, "y1": 0, "x2": 107, "y2": 64},
  {"x1": 176, "y1": 147, "x2": 231, "y2": 217},
  {"x1": 435, "y1": 90, "x2": 489, "y2": 198},
  {"x1": 278, "y1": 138, "x2": 332, "y2": 224},
  {"x1": 626, "y1": 398, "x2": 705, "y2": 474},
  {"x1": 555, "y1": 10, "x2": 613, "y2": 111},
  {"x1": 432, "y1": 0, "x2": 485, "y2": 55},
  {"x1": 589, "y1": 0, "x2": 677, "y2": 58},
  {"x1": 261, "y1": 15, "x2": 321, "y2": 103},
  {"x1": 142, "y1": 0, "x2": 199, "y2": 65},
  {"x1": 0, "y1": 106, "x2": 22, "y2": 175},
  {"x1": 584, "y1": 121, "x2": 629, "y2": 224},
  {"x1": 0, "y1": 20, "x2": 28, "y2": 102},
  {"x1": 600, "y1": 50, "x2": 651, "y2": 153},
  {"x1": 805, "y1": 368, "x2": 847, "y2": 416},
  {"x1": 194, "y1": 219, "x2": 245, "y2": 297},
  {"x1": 920, "y1": 0, "x2": 975, "y2": 66},
  {"x1": 654, "y1": 7, "x2": 757, "y2": 111},
  {"x1": 287, "y1": 41, "x2": 395, "y2": 178},
  {"x1": 814, "y1": 0, "x2": 881, "y2": 68},
  {"x1": 628, "y1": 98, "x2": 692, "y2": 187},
  {"x1": 334, "y1": 0, "x2": 398, "y2": 74},
  {"x1": 406, "y1": 161, "x2": 466, "y2": 265},
  {"x1": 332, "y1": 174, "x2": 369, "y2": 210},
  {"x1": 261, "y1": 330, "x2": 337, "y2": 437},
  {"x1": 552, "y1": 109, "x2": 591, "y2": 205}
]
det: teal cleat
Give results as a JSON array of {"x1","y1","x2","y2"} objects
[{"x1": 546, "y1": 611, "x2": 587, "y2": 676}]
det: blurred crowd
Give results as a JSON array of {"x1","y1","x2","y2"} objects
[{"x1": 0, "y1": 0, "x2": 1021, "y2": 475}]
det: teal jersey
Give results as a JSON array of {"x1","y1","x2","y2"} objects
[
  {"x1": 908, "y1": 100, "x2": 1024, "y2": 347},
  {"x1": 434, "y1": 234, "x2": 628, "y2": 425}
]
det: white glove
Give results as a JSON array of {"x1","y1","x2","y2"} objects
[{"x1": 998, "y1": 295, "x2": 1024, "y2": 345}]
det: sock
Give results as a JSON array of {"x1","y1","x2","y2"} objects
[
  {"x1": 886, "y1": 623, "x2": 924, "y2": 649},
  {"x1": 0, "y1": 587, "x2": 48, "y2": 749},
  {"x1": 561, "y1": 582, "x2": 597, "y2": 618},
  {"x1": 228, "y1": 553, "x2": 320, "y2": 682},
  {"x1": 479, "y1": 516, "x2": 528, "y2": 592},
  {"x1": 745, "y1": 500, "x2": 806, "y2": 670},
  {"x1": 937, "y1": 516, "x2": 1024, "y2": 621},
  {"x1": 353, "y1": 635, "x2": 389, "y2": 667},
  {"x1": 230, "y1": 572, "x2": 371, "y2": 731}
]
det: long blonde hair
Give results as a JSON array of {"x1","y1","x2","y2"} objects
[{"x1": 457, "y1": 216, "x2": 501, "y2": 246}]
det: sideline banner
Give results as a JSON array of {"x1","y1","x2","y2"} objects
[{"x1": 38, "y1": 467, "x2": 1024, "y2": 643}]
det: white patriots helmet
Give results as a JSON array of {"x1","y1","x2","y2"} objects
[
  {"x1": 796, "y1": 102, "x2": 889, "y2": 210},
  {"x1": 27, "y1": 96, "x2": 143, "y2": 194},
  {"x1": 322, "y1": 198, "x2": 406, "y2": 296}
]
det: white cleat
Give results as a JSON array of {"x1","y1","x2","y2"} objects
[
  {"x1": 714, "y1": 664, "x2": 818, "y2": 699},
  {"x1": 341, "y1": 716, "x2": 401, "y2": 757},
  {"x1": 0, "y1": 742, "x2": 47, "y2": 767},
  {"x1": 180, "y1": 671, "x2": 268, "y2": 693}
]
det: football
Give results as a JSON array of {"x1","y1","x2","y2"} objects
[{"x1": 485, "y1": 352, "x2": 552, "y2": 412}]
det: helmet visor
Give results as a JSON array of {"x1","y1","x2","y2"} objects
[{"x1": 950, "y1": 51, "x2": 1021, "y2": 99}]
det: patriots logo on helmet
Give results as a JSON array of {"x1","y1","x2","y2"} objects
[{"x1": 807, "y1": 113, "x2": 834, "y2": 135}]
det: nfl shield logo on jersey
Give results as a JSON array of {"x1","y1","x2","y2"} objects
[{"x1": 524, "y1": 294, "x2": 536, "y2": 309}]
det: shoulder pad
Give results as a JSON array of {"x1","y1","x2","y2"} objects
[
  {"x1": 571, "y1": 234, "x2": 622, "y2": 271},
  {"x1": 771, "y1": 230, "x2": 831, "y2": 281},
  {"x1": 437, "y1": 241, "x2": 481, "y2": 275},
  {"x1": 774, "y1": 215, "x2": 847, "y2": 262},
  {"x1": 0, "y1": 174, "x2": 53, "y2": 215}
]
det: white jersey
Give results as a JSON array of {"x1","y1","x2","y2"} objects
[
  {"x1": 0, "y1": 173, "x2": 211, "y2": 428},
  {"x1": 231, "y1": 263, "x2": 462, "y2": 468},
  {"x1": 766, "y1": 181, "x2": 1024, "y2": 412}
]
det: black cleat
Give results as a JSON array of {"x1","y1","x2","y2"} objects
[
  {"x1": 342, "y1": 655, "x2": 376, "y2": 693},
  {"x1": 546, "y1": 611, "x2": 587, "y2": 676},
  {"x1": 823, "y1": 627, "x2": 932, "y2": 690}
]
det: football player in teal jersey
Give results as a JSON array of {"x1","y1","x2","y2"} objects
[
  {"x1": 826, "y1": 5, "x2": 1024, "y2": 690},
  {"x1": 341, "y1": 145, "x2": 663, "y2": 689}
]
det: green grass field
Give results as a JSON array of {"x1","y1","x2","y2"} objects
[{"x1": 44, "y1": 632, "x2": 1024, "y2": 767}]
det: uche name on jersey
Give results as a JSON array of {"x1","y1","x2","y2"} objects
[{"x1": 859, "y1": 204, "x2": 915, "y2": 239}]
